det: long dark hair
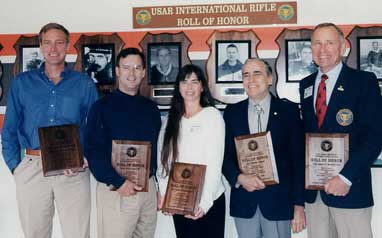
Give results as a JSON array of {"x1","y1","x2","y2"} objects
[{"x1": 160, "y1": 64, "x2": 215, "y2": 175}]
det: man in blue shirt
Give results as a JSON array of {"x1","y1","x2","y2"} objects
[
  {"x1": 1, "y1": 23, "x2": 98, "y2": 238},
  {"x1": 85, "y1": 48, "x2": 161, "y2": 238}
]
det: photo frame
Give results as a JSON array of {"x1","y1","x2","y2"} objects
[
  {"x1": 81, "y1": 43, "x2": 116, "y2": 85},
  {"x1": 346, "y1": 26, "x2": 382, "y2": 81},
  {"x1": 285, "y1": 39, "x2": 317, "y2": 82},
  {"x1": 215, "y1": 40, "x2": 251, "y2": 83},
  {"x1": 139, "y1": 32, "x2": 192, "y2": 106},
  {"x1": 147, "y1": 42, "x2": 181, "y2": 85},
  {"x1": 13, "y1": 35, "x2": 40, "y2": 76},
  {"x1": 275, "y1": 28, "x2": 313, "y2": 103},
  {"x1": 357, "y1": 37, "x2": 382, "y2": 79},
  {"x1": 0, "y1": 43, "x2": 3, "y2": 101},
  {"x1": 206, "y1": 30, "x2": 259, "y2": 105},
  {"x1": 20, "y1": 45, "x2": 44, "y2": 73},
  {"x1": 74, "y1": 33, "x2": 125, "y2": 94}
]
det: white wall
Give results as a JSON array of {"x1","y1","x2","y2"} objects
[{"x1": 0, "y1": 0, "x2": 381, "y2": 237}]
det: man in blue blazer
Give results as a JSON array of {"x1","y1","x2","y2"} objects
[
  {"x1": 299, "y1": 23, "x2": 382, "y2": 238},
  {"x1": 223, "y1": 58, "x2": 306, "y2": 238}
]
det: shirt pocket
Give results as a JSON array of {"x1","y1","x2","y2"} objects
[{"x1": 60, "y1": 97, "x2": 81, "y2": 122}]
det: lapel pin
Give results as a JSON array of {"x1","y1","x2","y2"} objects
[
  {"x1": 337, "y1": 85, "x2": 344, "y2": 91},
  {"x1": 274, "y1": 112, "x2": 278, "y2": 116}
]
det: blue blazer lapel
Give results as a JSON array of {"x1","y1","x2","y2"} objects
[
  {"x1": 301, "y1": 73, "x2": 318, "y2": 130},
  {"x1": 238, "y1": 99, "x2": 251, "y2": 135},
  {"x1": 267, "y1": 95, "x2": 278, "y2": 131}
]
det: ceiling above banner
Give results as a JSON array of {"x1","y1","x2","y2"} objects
[{"x1": 133, "y1": 1, "x2": 297, "y2": 29}]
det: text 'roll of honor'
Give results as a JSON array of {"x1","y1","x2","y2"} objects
[
  {"x1": 305, "y1": 133, "x2": 349, "y2": 190},
  {"x1": 38, "y1": 124, "x2": 84, "y2": 177},
  {"x1": 234, "y1": 131, "x2": 279, "y2": 185},
  {"x1": 162, "y1": 162, "x2": 206, "y2": 215},
  {"x1": 111, "y1": 140, "x2": 151, "y2": 192}
]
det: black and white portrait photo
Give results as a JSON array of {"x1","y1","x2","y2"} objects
[
  {"x1": 21, "y1": 46, "x2": 44, "y2": 72},
  {"x1": 216, "y1": 41, "x2": 250, "y2": 83},
  {"x1": 148, "y1": 43, "x2": 180, "y2": 85},
  {"x1": 82, "y1": 44, "x2": 115, "y2": 84},
  {"x1": 286, "y1": 40, "x2": 317, "y2": 82},
  {"x1": 358, "y1": 38, "x2": 382, "y2": 79}
]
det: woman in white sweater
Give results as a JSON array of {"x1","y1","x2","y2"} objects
[{"x1": 157, "y1": 64, "x2": 226, "y2": 238}]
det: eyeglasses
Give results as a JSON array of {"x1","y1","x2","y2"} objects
[{"x1": 118, "y1": 64, "x2": 144, "y2": 72}]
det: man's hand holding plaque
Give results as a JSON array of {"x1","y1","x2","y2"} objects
[
  {"x1": 111, "y1": 140, "x2": 151, "y2": 192},
  {"x1": 234, "y1": 131, "x2": 279, "y2": 185},
  {"x1": 162, "y1": 162, "x2": 206, "y2": 216},
  {"x1": 38, "y1": 124, "x2": 85, "y2": 177},
  {"x1": 305, "y1": 133, "x2": 349, "y2": 190}
]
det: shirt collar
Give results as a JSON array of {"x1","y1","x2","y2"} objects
[
  {"x1": 317, "y1": 61, "x2": 343, "y2": 81},
  {"x1": 248, "y1": 92, "x2": 271, "y2": 110},
  {"x1": 38, "y1": 62, "x2": 70, "y2": 80}
]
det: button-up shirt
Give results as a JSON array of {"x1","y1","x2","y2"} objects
[
  {"x1": 1, "y1": 63, "x2": 98, "y2": 172},
  {"x1": 313, "y1": 62, "x2": 343, "y2": 112},
  {"x1": 248, "y1": 93, "x2": 271, "y2": 134}
]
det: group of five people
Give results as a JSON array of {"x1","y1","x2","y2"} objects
[{"x1": 2, "y1": 22, "x2": 382, "y2": 238}]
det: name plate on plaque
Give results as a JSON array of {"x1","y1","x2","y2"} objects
[
  {"x1": 305, "y1": 133, "x2": 349, "y2": 190},
  {"x1": 162, "y1": 162, "x2": 206, "y2": 215},
  {"x1": 234, "y1": 131, "x2": 279, "y2": 185},
  {"x1": 112, "y1": 140, "x2": 151, "y2": 192},
  {"x1": 38, "y1": 124, "x2": 84, "y2": 177}
]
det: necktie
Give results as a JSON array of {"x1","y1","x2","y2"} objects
[
  {"x1": 254, "y1": 104, "x2": 263, "y2": 133},
  {"x1": 316, "y1": 74, "x2": 328, "y2": 128}
]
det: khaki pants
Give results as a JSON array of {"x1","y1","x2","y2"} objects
[
  {"x1": 306, "y1": 193, "x2": 372, "y2": 238},
  {"x1": 14, "y1": 155, "x2": 91, "y2": 238},
  {"x1": 96, "y1": 177, "x2": 157, "y2": 238}
]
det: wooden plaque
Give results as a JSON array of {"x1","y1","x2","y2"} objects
[
  {"x1": 73, "y1": 33, "x2": 125, "y2": 95},
  {"x1": 139, "y1": 32, "x2": 192, "y2": 106},
  {"x1": 112, "y1": 140, "x2": 151, "y2": 192},
  {"x1": 305, "y1": 133, "x2": 349, "y2": 190},
  {"x1": 275, "y1": 28, "x2": 314, "y2": 103},
  {"x1": 38, "y1": 124, "x2": 84, "y2": 177},
  {"x1": 234, "y1": 131, "x2": 279, "y2": 185},
  {"x1": 206, "y1": 30, "x2": 259, "y2": 104},
  {"x1": 162, "y1": 162, "x2": 206, "y2": 215}
]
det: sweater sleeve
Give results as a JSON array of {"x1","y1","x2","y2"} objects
[
  {"x1": 156, "y1": 116, "x2": 169, "y2": 197},
  {"x1": 198, "y1": 109, "x2": 226, "y2": 213},
  {"x1": 84, "y1": 101, "x2": 125, "y2": 188}
]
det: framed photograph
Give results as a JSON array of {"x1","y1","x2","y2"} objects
[
  {"x1": 357, "y1": 37, "x2": 382, "y2": 79},
  {"x1": 20, "y1": 45, "x2": 44, "y2": 73},
  {"x1": 0, "y1": 43, "x2": 3, "y2": 101},
  {"x1": 139, "y1": 32, "x2": 191, "y2": 105},
  {"x1": 215, "y1": 40, "x2": 251, "y2": 83},
  {"x1": 82, "y1": 43, "x2": 115, "y2": 85},
  {"x1": 286, "y1": 39, "x2": 317, "y2": 82},
  {"x1": 147, "y1": 42, "x2": 181, "y2": 85}
]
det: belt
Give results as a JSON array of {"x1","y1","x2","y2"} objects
[{"x1": 25, "y1": 149, "x2": 41, "y2": 156}]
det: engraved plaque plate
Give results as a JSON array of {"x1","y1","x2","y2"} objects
[
  {"x1": 234, "y1": 131, "x2": 279, "y2": 185},
  {"x1": 162, "y1": 162, "x2": 206, "y2": 215},
  {"x1": 38, "y1": 124, "x2": 84, "y2": 177},
  {"x1": 112, "y1": 140, "x2": 151, "y2": 192},
  {"x1": 305, "y1": 133, "x2": 349, "y2": 190}
]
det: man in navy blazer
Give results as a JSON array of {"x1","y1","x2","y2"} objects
[
  {"x1": 299, "y1": 23, "x2": 382, "y2": 238},
  {"x1": 223, "y1": 58, "x2": 306, "y2": 238}
]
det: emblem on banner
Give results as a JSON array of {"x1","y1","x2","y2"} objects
[
  {"x1": 277, "y1": 4, "x2": 294, "y2": 21},
  {"x1": 336, "y1": 109, "x2": 353, "y2": 126},
  {"x1": 136, "y1": 9, "x2": 151, "y2": 25}
]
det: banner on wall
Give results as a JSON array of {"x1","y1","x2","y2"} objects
[{"x1": 133, "y1": 2, "x2": 297, "y2": 29}]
